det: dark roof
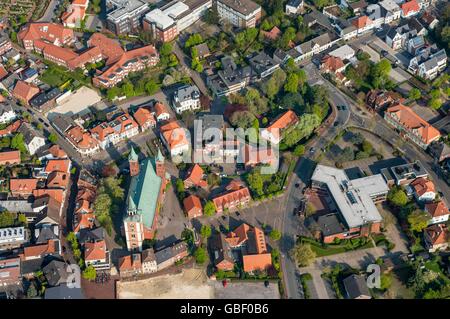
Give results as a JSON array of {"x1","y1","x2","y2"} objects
[
  {"x1": 317, "y1": 213, "x2": 346, "y2": 237},
  {"x1": 17, "y1": 122, "x2": 45, "y2": 144},
  {"x1": 210, "y1": 233, "x2": 234, "y2": 267},
  {"x1": 43, "y1": 260, "x2": 70, "y2": 287},
  {"x1": 343, "y1": 274, "x2": 371, "y2": 299},
  {"x1": 45, "y1": 284, "x2": 85, "y2": 299},
  {"x1": 78, "y1": 227, "x2": 105, "y2": 245},
  {"x1": 51, "y1": 114, "x2": 75, "y2": 134},
  {"x1": 29, "y1": 88, "x2": 61, "y2": 109},
  {"x1": 36, "y1": 226, "x2": 58, "y2": 244}
]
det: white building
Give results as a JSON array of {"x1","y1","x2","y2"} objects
[
  {"x1": 18, "y1": 123, "x2": 47, "y2": 156},
  {"x1": 0, "y1": 104, "x2": 17, "y2": 124},
  {"x1": 171, "y1": 84, "x2": 201, "y2": 114},
  {"x1": 379, "y1": 0, "x2": 401, "y2": 24},
  {"x1": 216, "y1": 0, "x2": 261, "y2": 28},
  {"x1": 142, "y1": 249, "x2": 157, "y2": 274},
  {"x1": 0, "y1": 227, "x2": 25, "y2": 245},
  {"x1": 285, "y1": 0, "x2": 304, "y2": 15},
  {"x1": 425, "y1": 201, "x2": 450, "y2": 225}
]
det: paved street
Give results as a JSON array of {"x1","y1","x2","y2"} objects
[{"x1": 38, "y1": 0, "x2": 60, "y2": 22}]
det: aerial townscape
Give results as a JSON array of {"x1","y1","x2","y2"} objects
[{"x1": 0, "y1": 0, "x2": 449, "y2": 302}]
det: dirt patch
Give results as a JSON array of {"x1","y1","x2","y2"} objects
[{"x1": 116, "y1": 268, "x2": 214, "y2": 299}]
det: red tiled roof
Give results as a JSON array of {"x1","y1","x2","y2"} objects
[
  {"x1": 18, "y1": 23, "x2": 74, "y2": 44},
  {"x1": 264, "y1": 110, "x2": 298, "y2": 141},
  {"x1": 90, "y1": 113, "x2": 138, "y2": 142},
  {"x1": 402, "y1": 0, "x2": 420, "y2": 16},
  {"x1": 425, "y1": 201, "x2": 449, "y2": 218},
  {"x1": 133, "y1": 106, "x2": 156, "y2": 128},
  {"x1": 23, "y1": 239, "x2": 58, "y2": 259},
  {"x1": 45, "y1": 159, "x2": 71, "y2": 173},
  {"x1": 33, "y1": 189, "x2": 64, "y2": 204},
  {"x1": 160, "y1": 121, "x2": 189, "y2": 150},
  {"x1": 84, "y1": 240, "x2": 107, "y2": 261},
  {"x1": 0, "y1": 150, "x2": 21, "y2": 164},
  {"x1": 183, "y1": 195, "x2": 202, "y2": 218},
  {"x1": 184, "y1": 164, "x2": 207, "y2": 188},
  {"x1": 321, "y1": 55, "x2": 345, "y2": 73},
  {"x1": 243, "y1": 253, "x2": 272, "y2": 273},
  {"x1": 46, "y1": 171, "x2": 70, "y2": 189},
  {"x1": 262, "y1": 26, "x2": 282, "y2": 41},
  {"x1": 12, "y1": 80, "x2": 40, "y2": 103},
  {"x1": 119, "y1": 254, "x2": 141, "y2": 271},
  {"x1": 352, "y1": 15, "x2": 373, "y2": 29},
  {"x1": 0, "y1": 64, "x2": 8, "y2": 79},
  {"x1": 0, "y1": 120, "x2": 22, "y2": 137},
  {"x1": 9, "y1": 178, "x2": 38, "y2": 194},
  {"x1": 65, "y1": 126, "x2": 98, "y2": 150},
  {"x1": 213, "y1": 185, "x2": 251, "y2": 211},
  {"x1": 242, "y1": 144, "x2": 276, "y2": 167},
  {"x1": 88, "y1": 33, "x2": 124, "y2": 65},
  {"x1": 411, "y1": 177, "x2": 435, "y2": 197},
  {"x1": 47, "y1": 144, "x2": 67, "y2": 158},
  {"x1": 386, "y1": 104, "x2": 441, "y2": 145},
  {"x1": 424, "y1": 223, "x2": 448, "y2": 246},
  {"x1": 154, "y1": 102, "x2": 170, "y2": 119}
]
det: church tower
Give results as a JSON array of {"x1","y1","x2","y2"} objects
[
  {"x1": 155, "y1": 147, "x2": 165, "y2": 178},
  {"x1": 129, "y1": 147, "x2": 140, "y2": 177}
]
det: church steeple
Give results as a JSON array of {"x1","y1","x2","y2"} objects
[
  {"x1": 129, "y1": 147, "x2": 140, "y2": 177},
  {"x1": 155, "y1": 147, "x2": 165, "y2": 178}
]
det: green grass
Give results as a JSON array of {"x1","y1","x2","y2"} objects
[{"x1": 299, "y1": 236, "x2": 378, "y2": 257}]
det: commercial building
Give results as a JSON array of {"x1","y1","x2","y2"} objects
[
  {"x1": 311, "y1": 165, "x2": 388, "y2": 243},
  {"x1": 215, "y1": 0, "x2": 261, "y2": 28},
  {"x1": 90, "y1": 113, "x2": 139, "y2": 149},
  {"x1": 143, "y1": 0, "x2": 212, "y2": 43},
  {"x1": 105, "y1": 0, "x2": 150, "y2": 35}
]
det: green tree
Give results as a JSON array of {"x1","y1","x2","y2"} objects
[
  {"x1": 204, "y1": 201, "x2": 216, "y2": 216},
  {"x1": 387, "y1": 187, "x2": 408, "y2": 207},
  {"x1": 82, "y1": 265, "x2": 97, "y2": 281},
  {"x1": 200, "y1": 225, "x2": 212, "y2": 239},
  {"x1": 159, "y1": 43, "x2": 172, "y2": 56},
  {"x1": 290, "y1": 243, "x2": 316, "y2": 267},
  {"x1": 428, "y1": 98, "x2": 442, "y2": 110},
  {"x1": 362, "y1": 140, "x2": 373, "y2": 154},
  {"x1": 194, "y1": 247, "x2": 207, "y2": 264},
  {"x1": 262, "y1": 68, "x2": 287, "y2": 100},
  {"x1": 17, "y1": 213, "x2": 27, "y2": 226},
  {"x1": 11, "y1": 133, "x2": 27, "y2": 154},
  {"x1": 380, "y1": 273, "x2": 392, "y2": 291},
  {"x1": 107, "y1": 87, "x2": 121, "y2": 101},
  {"x1": 27, "y1": 282, "x2": 38, "y2": 298},
  {"x1": 284, "y1": 73, "x2": 299, "y2": 94},
  {"x1": 229, "y1": 111, "x2": 256, "y2": 129},
  {"x1": 185, "y1": 34, "x2": 203, "y2": 49},
  {"x1": 0, "y1": 212, "x2": 15, "y2": 227},
  {"x1": 246, "y1": 169, "x2": 264, "y2": 196},
  {"x1": 407, "y1": 210, "x2": 429, "y2": 233},
  {"x1": 121, "y1": 82, "x2": 135, "y2": 98},
  {"x1": 145, "y1": 80, "x2": 159, "y2": 95},
  {"x1": 48, "y1": 133, "x2": 58, "y2": 144},
  {"x1": 269, "y1": 229, "x2": 281, "y2": 241},
  {"x1": 408, "y1": 88, "x2": 421, "y2": 100},
  {"x1": 293, "y1": 144, "x2": 305, "y2": 156}
]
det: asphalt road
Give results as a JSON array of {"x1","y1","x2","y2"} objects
[
  {"x1": 279, "y1": 62, "x2": 353, "y2": 299},
  {"x1": 38, "y1": 0, "x2": 60, "y2": 22}
]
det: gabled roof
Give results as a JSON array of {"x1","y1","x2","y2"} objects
[
  {"x1": 46, "y1": 171, "x2": 70, "y2": 189},
  {"x1": 9, "y1": 178, "x2": 38, "y2": 193},
  {"x1": 343, "y1": 274, "x2": 371, "y2": 299},
  {"x1": 424, "y1": 223, "x2": 448, "y2": 246},
  {"x1": 243, "y1": 253, "x2": 272, "y2": 273},
  {"x1": 133, "y1": 106, "x2": 156, "y2": 128},
  {"x1": 401, "y1": 0, "x2": 420, "y2": 16},
  {"x1": 0, "y1": 150, "x2": 20, "y2": 163},
  {"x1": 84, "y1": 240, "x2": 107, "y2": 261},
  {"x1": 18, "y1": 22, "x2": 74, "y2": 44},
  {"x1": 12, "y1": 80, "x2": 40, "y2": 102},
  {"x1": 264, "y1": 110, "x2": 299, "y2": 141},
  {"x1": 321, "y1": 55, "x2": 345, "y2": 73},
  {"x1": 119, "y1": 253, "x2": 141, "y2": 271},
  {"x1": 45, "y1": 159, "x2": 71, "y2": 173},
  {"x1": 352, "y1": 15, "x2": 373, "y2": 29},
  {"x1": 425, "y1": 201, "x2": 449, "y2": 218},
  {"x1": 183, "y1": 194, "x2": 202, "y2": 215},
  {"x1": 160, "y1": 121, "x2": 189, "y2": 150},
  {"x1": 386, "y1": 104, "x2": 441, "y2": 145},
  {"x1": 154, "y1": 102, "x2": 170, "y2": 119},
  {"x1": 184, "y1": 164, "x2": 207, "y2": 188},
  {"x1": 411, "y1": 177, "x2": 435, "y2": 197}
]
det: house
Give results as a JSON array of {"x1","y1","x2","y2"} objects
[
  {"x1": 0, "y1": 150, "x2": 20, "y2": 165},
  {"x1": 45, "y1": 284, "x2": 84, "y2": 299},
  {"x1": 65, "y1": 126, "x2": 100, "y2": 155},
  {"x1": 79, "y1": 227, "x2": 105, "y2": 246},
  {"x1": 225, "y1": 223, "x2": 272, "y2": 273},
  {"x1": 352, "y1": 15, "x2": 374, "y2": 35},
  {"x1": 171, "y1": 84, "x2": 201, "y2": 114},
  {"x1": 285, "y1": 0, "x2": 304, "y2": 15},
  {"x1": 384, "y1": 104, "x2": 441, "y2": 149},
  {"x1": 329, "y1": 45, "x2": 355, "y2": 61},
  {"x1": 424, "y1": 223, "x2": 448, "y2": 252},
  {"x1": 45, "y1": 159, "x2": 72, "y2": 174},
  {"x1": 343, "y1": 274, "x2": 371, "y2": 299},
  {"x1": 0, "y1": 34, "x2": 12, "y2": 55},
  {"x1": 321, "y1": 55, "x2": 346, "y2": 74},
  {"x1": 215, "y1": 0, "x2": 261, "y2": 29},
  {"x1": 425, "y1": 201, "x2": 450, "y2": 225},
  {"x1": 261, "y1": 110, "x2": 299, "y2": 144},
  {"x1": 0, "y1": 120, "x2": 21, "y2": 138},
  {"x1": 240, "y1": 143, "x2": 277, "y2": 168},
  {"x1": 211, "y1": 233, "x2": 235, "y2": 271},
  {"x1": 141, "y1": 248, "x2": 157, "y2": 274},
  {"x1": 348, "y1": 0, "x2": 367, "y2": 16},
  {"x1": 155, "y1": 240, "x2": 188, "y2": 271},
  {"x1": 62, "y1": 0, "x2": 89, "y2": 28},
  {"x1": 0, "y1": 104, "x2": 17, "y2": 124},
  {"x1": 153, "y1": 102, "x2": 171, "y2": 122},
  {"x1": 0, "y1": 257, "x2": 21, "y2": 285},
  {"x1": 9, "y1": 179, "x2": 39, "y2": 198},
  {"x1": 212, "y1": 180, "x2": 251, "y2": 213},
  {"x1": 193, "y1": 43, "x2": 211, "y2": 59},
  {"x1": 184, "y1": 164, "x2": 207, "y2": 189},
  {"x1": 90, "y1": 113, "x2": 139, "y2": 149},
  {"x1": 183, "y1": 194, "x2": 203, "y2": 219},
  {"x1": 119, "y1": 253, "x2": 142, "y2": 277},
  {"x1": 0, "y1": 226, "x2": 26, "y2": 249},
  {"x1": 412, "y1": 47, "x2": 447, "y2": 80},
  {"x1": 420, "y1": 11, "x2": 439, "y2": 30},
  {"x1": 407, "y1": 35, "x2": 425, "y2": 55},
  {"x1": 428, "y1": 142, "x2": 450, "y2": 163},
  {"x1": 366, "y1": 89, "x2": 402, "y2": 111},
  {"x1": 261, "y1": 26, "x2": 282, "y2": 42},
  {"x1": 29, "y1": 88, "x2": 61, "y2": 111},
  {"x1": 293, "y1": 32, "x2": 339, "y2": 62},
  {"x1": 409, "y1": 177, "x2": 436, "y2": 202},
  {"x1": 406, "y1": 17, "x2": 427, "y2": 36},
  {"x1": 123, "y1": 149, "x2": 167, "y2": 251},
  {"x1": 385, "y1": 24, "x2": 417, "y2": 50},
  {"x1": 133, "y1": 106, "x2": 156, "y2": 132},
  {"x1": 43, "y1": 260, "x2": 71, "y2": 287},
  {"x1": 17, "y1": 122, "x2": 47, "y2": 155},
  {"x1": 84, "y1": 239, "x2": 110, "y2": 270},
  {"x1": 12, "y1": 80, "x2": 40, "y2": 106},
  {"x1": 159, "y1": 121, "x2": 190, "y2": 158},
  {"x1": 248, "y1": 51, "x2": 280, "y2": 79},
  {"x1": 379, "y1": 0, "x2": 401, "y2": 24},
  {"x1": 18, "y1": 23, "x2": 75, "y2": 51},
  {"x1": 401, "y1": 0, "x2": 420, "y2": 18}
]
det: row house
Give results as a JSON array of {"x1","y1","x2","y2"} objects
[
  {"x1": 384, "y1": 103, "x2": 441, "y2": 150},
  {"x1": 212, "y1": 180, "x2": 251, "y2": 214},
  {"x1": 93, "y1": 45, "x2": 159, "y2": 88},
  {"x1": 90, "y1": 113, "x2": 139, "y2": 149},
  {"x1": 292, "y1": 32, "x2": 339, "y2": 62}
]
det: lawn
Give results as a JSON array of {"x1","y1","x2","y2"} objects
[{"x1": 40, "y1": 62, "x2": 91, "y2": 89}]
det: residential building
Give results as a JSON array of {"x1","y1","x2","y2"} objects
[
  {"x1": 18, "y1": 23, "x2": 75, "y2": 51},
  {"x1": 424, "y1": 223, "x2": 448, "y2": 252},
  {"x1": 321, "y1": 55, "x2": 346, "y2": 74},
  {"x1": 382, "y1": 161, "x2": 428, "y2": 186},
  {"x1": 293, "y1": 32, "x2": 339, "y2": 62},
  {"x1": 105, "y1": 0, "x2": 150, "y2": 35},
  {"x1": 155, "y1": 240, "x2": 188, "y2": 271},
  {"x1": 9, "y1": 179, "x2": 39, "y2": 198},
  {"x1": 210, "y1": 233, "x2": 235, "y2": 271},
  {"x1": 366, "y1": 89, "x2": 402, "y2": 111},
  {"x1": 0, "y1": 104, "x2": 16, "y2": 124},
  {"x1": 22, "y1": 239, "x2": 60, "y2": 261},
  {"x1": 143, "y1": 0, "x2": 212, "y2": 43},
  {"x1": 207, "y1": 56, "x2": 253, "y2": 96},
  {"x1": 410, "y1": 47, "x2": 447, "y2": 80},
  {"x1": 30, "y1": 88, "x2": 61, "y2": 111},
  {"x1": 45, "y1": 284, "x2": 85, "y2": 299},
  {"x1": 65, "y1": 125, "x2": 100, "y2": 155},
  {"x1": 378, "y1": 0, "x2": 401, "y2": 24},
  {"x1": 12, "y1": 80, "x2": 40, "y2": 106},
  {"x1": 142, "y1": 248, "x2": 157, "y2": 274},
  {"x1": 215, "y1": 0, "x2": 261, "y2": 29},
  {"x1": 261, "y1": 26, "x2": 282, "y2": 42},
  {"x1": 183, "y1": 194, "x2": 203, "y2": 219},
  {"x1": 18, "y1": 122, "x2": 47, "y2": 155},
  {"x1": 62, "y1": 0, "x2": 90, "y2": 28},
  {"x1": 184, "y1": 164, "x2": 207, "y2": 188},
  {"x1": 240, "y1": 143, "x2": 277, "y2": 168},
  {"x1": 352, "y1": 15, "x2": 374, "y2": 35},
  {"x1": 212, "y1": 180, "x2": 251, "y2": 213},
  {"x1": 160, "y1": 121, "x2": 190, "y2": 157},
  {"x1": 248, "y1": 51, "x2": 280, "y2": 79},
  {"x1": 311, "y1": 165, "x2": 388, "y2": 243},
  {"x1": 172, "y1": 84, "x2": 201, "y2": 114},
  {"x1": 384, "y1": 104, "x2": 441, "y2": 149},
  {"x1": 261, "y1": 110, "x2": 299, "y2": 144},
  {"x1": 84, "y1": 239, "x2": 110, "y2": 271},
  {"x1": 401, "y1": 0, "x2": 421, "y2": 18},
  {"x1": 133, "y1": 106, "x2": 156, "y2": 132},
  {"x1": 0, "y1": 257, "x2": 21, "y2": 285},
  {"x1": 425, "y1": 201, "x2": 450, "y2": 225},
  {"x1": 0, "y1": 226, "x2": 26, "y2": 248},
  {"x1": 43, "y1": 260, "x2": 71, "y2": 287},
  {"x1": 343, "y1": 274, "x2": 371, "y2": 299},
  {"x1": 118, "y1": 253, "x2": 142, "y2": 277},
  {"x1": 90, "y1": 113, "x2": 139, "y2": 149},
  {"x1": 285, "y1": 0, "x2": 304, "y2": 15},
  {"x1": 193, "y1": 43, "x2": 211, "y2": 59},
  {"x1": 123, "y1": 149, "x2": 167, "y2": 251},
  {"x1": 429, "y1": 141, "x2": 450, "y2": 163},
  {"x1": 420, "y1": 11, "x2": 439, "y2": 30},
  {"x1": 386, "y1": 23, "x2": 417, "y2": 50},
  {"x1": 347, "y1": 0, "x2": 367, "y2": 16},
  {"x1": 0, "y1": 34, "x2": 12, "y2": 55},
  {"x1": 0, "y1": 150, "x2": 20, "y2": 165},
  {"x1": 153, "y1": 102, "x2": 171, "y2": 122},
  {"x1": 409, "y1": 177, "x2": 436, "y2": 202},
  {"x1": 92, "y1": 45, "x2": 159, "y2": 88}
]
